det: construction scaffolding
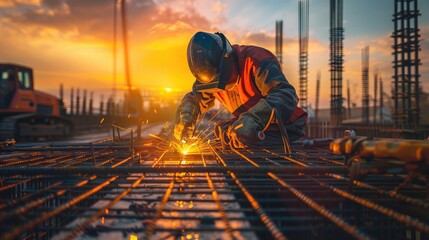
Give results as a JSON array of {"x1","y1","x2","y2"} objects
[
  {"x1": 329, "y1": 0, "x2": 344, "y2": 126},
  {"x1": 299, "y1": 0, "x2": 309, "y2": 110},
  {"x1": 275, "y1": 20, "x2": 283, "y2": 65},
  {"x1": 392, "y1": 0, "x2": 421, "y2": 128},
  {"x1": 362, "y1": 46, "x2": 370, "y2": 124}
]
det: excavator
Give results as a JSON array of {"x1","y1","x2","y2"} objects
[{"x1": 0, "y1": 63, "x2": 73, "y2": 140}]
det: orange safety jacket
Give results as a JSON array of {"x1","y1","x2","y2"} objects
[{"x1": 180, "y1": 44, "x2": 307, "y2": 131}]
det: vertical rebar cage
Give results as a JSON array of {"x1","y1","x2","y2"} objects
[
  {"x1": 329, "y1": 0, "x2": 344, "y2": 126},
  {"x1": 362, "y1": 46, "x2": 370, "y2": 124},
  {"x1": 392, "y1": 0, "x2": 421, "y2": 129},
  {"x1": 275, "y1": 20, "x2": 283, "y2": 66},
  {"x1": 299, "y1": 0, "x2": 309, "y2": 110}
]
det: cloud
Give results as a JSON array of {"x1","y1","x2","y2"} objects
[
  {"x1": 0, "y1": 0, "x2": 41, "y2": 7},
  {"x1": 241, "y1": 31, "x2": 275, "y2": 47},
  {"x1": 212, "y1": 0, "x2": 226, "y2": 14},
  {"x1": 147, "y1": 5, "x2": 211, "y2": 35},
  {"x1": 0, "y1": 0, "x2": 159, "y2": 41},
  {"x1": 0, "y1": 0, "x2": 218, "y2": 98}
]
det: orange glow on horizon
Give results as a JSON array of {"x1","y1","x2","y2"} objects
[{"x1": 2, "y1": 1, "x2": 427, "y2": 110}]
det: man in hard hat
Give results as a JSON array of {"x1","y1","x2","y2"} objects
[{"x1": 174, "y1": 31, "x2": 307, "y2": 148}]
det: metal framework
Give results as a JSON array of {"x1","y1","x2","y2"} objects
[
  {"x1": 392, "y1": 0, "x2": 421, "y2": 128},
  {"x1": 329, "y1": 0, "x2": 344, "y2": 126},
  {"x1": 315, "y1": 71, "x2": 321, "y2": 123},
  {"x1": 82, "y1": 89, "x2": 87, "y2": 116},
  {"x1": 347, "y1": 79, "x2": 351, "y2": 118},
  {"x1": 373, "y1": 72, "x2": 378, "y2": 123},
  {"x1": 380, "y1": 78, "x2": 384, "y2": 122},
  {"x1": 76, "y1": 88, "x2": 80, "y2": 116},
  {"x1": 299, "y1": 0, "x2": 309, "y2": 109},
  {"x1": 70, "y1": 87, "x2": 74, "y2": 115},
  {"x1": 275, "y1": 20, "x2": 283, "y2": 65},
  {"x1": 362, "y1": 46, "x2": 370, "y2": 124},
  {"x1": 0, "y1": 127, "x2": 428, "y2": 239}
]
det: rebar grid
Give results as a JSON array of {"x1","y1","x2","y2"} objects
[{"x1": 0, "y1": 137, "x2": 428, "y2": 240}]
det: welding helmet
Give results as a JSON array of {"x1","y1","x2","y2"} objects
[{"x1": 187, "y1": 32, "x2": 238, "y2": 92}]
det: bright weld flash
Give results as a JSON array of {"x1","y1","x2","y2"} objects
[{"x1": 177, "y1": 139, "x2": 199, "y2": 155}]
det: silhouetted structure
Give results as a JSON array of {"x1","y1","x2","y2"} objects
[
  {"x1": 99, "y1": 94, "x2": 104, "y2": 116},
  {"x1": 362, "y1": 46, "x2": 370, "y2": 123},
  {"x1": 373, "y1": 72, "x2": 378, "y2": 123},
  {"x1": 76, "y1": 88, "x2": 80, "y2": 116},
  {"x1": 380, "y1": 79, "x2": 384, "y2": 122},
  {"x1": 299, "y1": 0, "x2": 309, "y2": 109},
  {"x1": 113, "y1": 0, "x2": 118, "y2": 103},
  {"x1": 315, "y1": 71, "x2": 321, "y2": 123},
  {"x1": 329, "y1": 0, "x2": 344, "y2": 126},
  {"x1": 120, "y1": 0, "x2": 132, "y2": 96},
  {"x1": 275, "y1": 20, "x2": 283, "y2": 65},
  {"x1": 82, "y1": 89, "x2": 87, "y2": 116},
  {"x1": 392, "y1": 0, "x2": 421, "y2": 128},
  {"x1": 59, "y1": 83, "x2": 64, "y2": 101},
  {"x1": 89, "y1": 92, "x2": 94, "y2": 116},
  {"x1": 347, "y1": 79, "x2": 351, "y2": 118},
  {"x1": 70, "y1": 88, "x2": 74, "y2": 115}
]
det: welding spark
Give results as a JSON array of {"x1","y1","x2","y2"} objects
[
  {"x1": 148, "y1": 132, "x2": 201, "y2": 155},
  {"x1": 177, "y1": 139, "x2": 201, "y2": 155},
  {"x1": 193, "y1": 107, "x2": 225, "y2": 141}
]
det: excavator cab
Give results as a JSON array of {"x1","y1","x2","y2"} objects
[
  {"x1": 0, "y1": 66, "x2": 17, "y2": 109},
  {"x1": 0, "y1": 63, "x2": 72, "y2": 140},
  {"x1": 0, "y1": 64, "x2": 36, "y2": 115}
]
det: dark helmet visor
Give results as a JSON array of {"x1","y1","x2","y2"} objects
[{"x1": 194, "y1": 33, "x2": 235, "y2": 92}]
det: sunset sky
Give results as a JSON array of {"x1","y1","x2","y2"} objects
[{"x1": 0, "y1": 0, "x2": 428, "y2": 108}]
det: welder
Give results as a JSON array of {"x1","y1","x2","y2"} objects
[{"x1": 174, "y1": 31, "x2": 307, "y2": 148}]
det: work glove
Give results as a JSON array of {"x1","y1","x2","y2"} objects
[
  {"x1": 173, "y1": 101, "x2": 199, "y2": 142},
  {"x1": 226, "y1": 99, "x2": 274, "y2": 148},
  {"x1": 214, "y1": 118, "x2": 237, "y2": 145}
]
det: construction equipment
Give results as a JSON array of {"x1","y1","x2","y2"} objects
[
  {"x1": 0, "y1": 63, "x2": 73, "y2": 140},
  {"x1": 331, "y1": 137, "x2": 429, "y2": 183}
]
